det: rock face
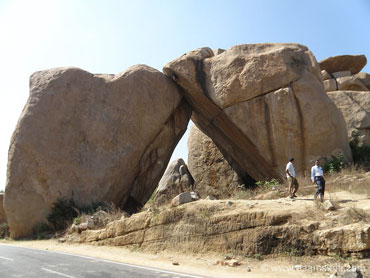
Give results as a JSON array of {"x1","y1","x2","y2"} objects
[
  {"x1": 5, "y1": 65, "x2": 190, "y2": 238},
  {"x1": 327, "y1": 91, "x2": 370, "y2": 146},
  {"x1": 319, "y1": 55, "x2": 367, "y2": 75},
  {"x1": 153, "y1": 158, "x2": 194, "y2": 206},
  {"x1": 164, "y1": 43, "x2": 351, "y2": 181},
  {"x1": 187, "y1": 125, "x2": 244, "y2": 198},
  {"x1": 0, "y1": 193, "x2": 6, "y2": 223}
]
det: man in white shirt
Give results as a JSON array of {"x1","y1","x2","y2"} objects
[
  {"x1": 286, "y1": 158, "x2": 299, "y2": 198},
  {"x1": 311, "y1": 160, "x2": 325, "y2": 202}
]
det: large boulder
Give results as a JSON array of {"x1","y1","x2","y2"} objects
[
  {"x1": 164, "y1": 43, "x2": 352, "y2": 182},
  {"x1": 319, "y1": 55, "x2": 367, "y2": 75},
  {"x1": 327, "y1": 91, "x2": 370, "y2": 146},
  {"x1": 187, "y1": 125, "x2": 244, "y2": 198},
  {"x1": 5, "y1": 65, "x2": 190, "y2": 238}
]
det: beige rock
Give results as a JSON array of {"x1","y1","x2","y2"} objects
[
  {"x1": 327, "y1": 91, "x2": 370, "y2": 146},
  {"x1": 321, "y1": 70, "x2": 331, "y2": 81},
  {"x1": 355, "y1": 72, "x2": 370, "y2": 90},
  {"x1": 319, "y1": 55, "x2": 367, "y2": 74},
  {"x1": 336, "y1": 76, "x2": 369, "y2": 91},
  {"x1": 0, "y1": 193, "x2": 6, "y2": 223},
  {"x1": 187, "y1": 125, "x2": 245, "y2": 199},
  {"x1": 5, "y1": 65, "x2": 190, "y2": 238},
  {"x1": 332, "y1": 71, "x2": 351, "y2": 79},
  {"x1": 165, "y1": 43, "x2": 348, "y2": 183},
  {"x1": 153, "y1": 159, "x2": 194, "y2": 207},
  {"x1": 324, "y1": 79, "x2": 337, "y2": 92}
]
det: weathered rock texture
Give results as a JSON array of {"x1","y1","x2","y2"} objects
[
  {"x1": 164, "y1": 43, "x2": 351, "y2": 181},
  {"x1": 187, "y1": 125, "x2": 244, "y2": 199},
  {"x1": 319, "y1": 55, "x2": 367, "y2": 75},
  {"x1": 327, "y1": 91, "x2": 370, "y2": 146},
  {"x1": 153, "y1": 158, "x2": 194, "y2": 206},
  {"x1": 5, "y1": 65, "x2": 190, "y2": 238},
  {"x1": 0, "y1": 194, "x2": 6, "y2": 223}
]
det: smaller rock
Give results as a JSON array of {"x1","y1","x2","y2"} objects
[
  {"x1": 323, "y1": 200, "x2": 336, "y2": 211},
  {"x1": 172, "y1": 261, "x2": 179, "y2": 266},
  {"x1": 333, "y1": 71, "x2": 351, "y2": 78},
  {"x1": 58, "y1": 237, "x2": 66, "y2": 243},
  {"x1": 171, "y1": 192, "x2": 193, "y2": 207},
  {"x1": 247, "y1": 266, "x2": 251, "y2": 272},
  {"x1": 324, "y1": 79, "x2": 337, "y2": 91},
  {"x1": 226, "y1": 201, "x2": 233, "y2": 206},
  {"x1": 190, "y1": 192, "x2": 200, "y2": 201},
  {"x1": 226, "y1": 259, "x2": 241, "y2": 267},
  {"x1": 321, "y1": 70, "x2": 332, "y2": 81},
  {"x1": 224, "y1": 255, "x2": 232, "y2": 260}
]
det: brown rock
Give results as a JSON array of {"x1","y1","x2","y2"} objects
[
  {"x1": 332, "y1": 71, "x2": 351, "y2": 79},
  {"x1": 327, "y1": 91, "x2": 370, "y2": 146},
  {"x1": 319, "y1": 55, "x2": 367, "y2": 74},
  {"x1": 187, "y1": 125, "x2": 244, "y2": 198},
  {"x1": 165, "y1": 43, "x2": 351, "y2": 182},
  {"x1": 5, "y1": 65, "x2": 190, "y2": 238},
  {"x1": 171, "y1": 192, "x2": 193, "y2": 207},
  {"x1": 321, "y1": 70, "x2": 331, "y2": 81}
]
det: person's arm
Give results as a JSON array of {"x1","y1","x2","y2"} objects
[
  {"x1": 286, "y1": 169, "x2": 291, "y2": 177},
  {"x1": 311, "y1": 167, "x2": 315, "y2": 183}
]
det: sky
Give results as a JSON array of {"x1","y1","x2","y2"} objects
[{"x1": 0, "y1": 0, "x2": 369, "y2": 191}]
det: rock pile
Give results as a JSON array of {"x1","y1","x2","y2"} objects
[{"x1": 320, "y1": 55, "x2": 370, "y2": 146}]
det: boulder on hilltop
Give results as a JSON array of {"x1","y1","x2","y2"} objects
[
  {"x1": 164, "y1": 43, "x2": 352, "y2": 183},
  {"x1": 5, "y1": 65, "x2": 190, "y2": 238},
  {"x1": 319, "y1": 54, "x2": 367, "y2": 75}
]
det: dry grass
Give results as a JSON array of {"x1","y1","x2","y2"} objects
[{"x1": 340, "y1": 205, "x2": 370, "y2": 225}]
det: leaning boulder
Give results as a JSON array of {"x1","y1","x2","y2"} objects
[
  {"x1": 164, "y1": 43, "x2": 351, "y2": 182},
  {"x1": 319, "y1": 55, "x2": 367, "y2": 74},
  {"x1": 5, "y1": 65, "x2": 190, "y2": 238}
]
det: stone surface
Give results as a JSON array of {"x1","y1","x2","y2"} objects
[
  {"x1": 171, "y1": 192, "x2": 193, "y2": 207},
  {"x1": 332, "y1": 71, "x2": 351, "y2": 79},
  {"x1": 355, "y1": 72, "x2": 370, "y2": 90},
  {"x1": 187, "y1": 125, "x2": 244, "y2": 199},
  {"x1": 165, "y1": 43, "x2": 351, "y2": 182},
  {"x1": 213, "y1": 48, "x2": 225, "y2": 55},
  {"x1": 321, "y1": 70, "x2": 331, "y2": 81},
  {"x1": 153, "y1": 159, "x2": 194, "y2": 206},
  {"x1": 0, "y1": 193, "x2": 6, "y2": 223},
  {"x1": 336, "y1": 76, "x2": 369, "y2": 91},
  {"x1": 319, "y1": 55, "x2": 367, "y2": 74},
  {"x1": 327, "y1": 91, "x2": 370, "y2": 146},
  {"x1": 323, "y1": 200, "x2": 336, "y2": 211},
  {"x1": 5, "y1": 65, "x2": 190, "y2": 238},
  {"x1": 324, "y1": 79, "x2": 337, "y2": 92}
]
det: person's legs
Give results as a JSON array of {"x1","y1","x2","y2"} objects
[
  {"x1": 288, "y1": 177, "x2": 294, "y2": 197},
  {"x1": 293, "y1": 178, "x2": 299, "y2": 196}
]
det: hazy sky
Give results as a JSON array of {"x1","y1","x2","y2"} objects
[{"x1": 0, "y1": 0, "x2": 369, "y2": 190}]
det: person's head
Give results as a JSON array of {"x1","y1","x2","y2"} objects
[
  {"x1": 289, "y1": 158, "x2": 294, "y2": 163},
  {"x1": 315, "y1": 160, "x2": 320, "y2": 166}
]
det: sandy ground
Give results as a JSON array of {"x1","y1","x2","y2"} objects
[{"x1": 3, "y1": 191, "x2": 370, "y2": 278}]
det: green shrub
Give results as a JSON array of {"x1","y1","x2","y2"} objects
[
  {"x1": 350, "y1": 131, "x2": 370, "y2": 168},
  {"x1": 323, "y1": 153, "x2": 345, "y2": 173},
  {"x1": 0, "y1": 223, "x2": 9, "y2": 238},
  {"x1": 47, "y1": 198, "x2": 79, "y2": 231},
  {"x1": 256, "y1": 178, "x2": 281, "y2": 190}
]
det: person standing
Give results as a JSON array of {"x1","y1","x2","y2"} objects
[
  {"x1": 286, "y1": 158, "x2": 299, "y2": 198},
  {"x1": 311, "y1": 160, "x2": 325, "y2": 202}
]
